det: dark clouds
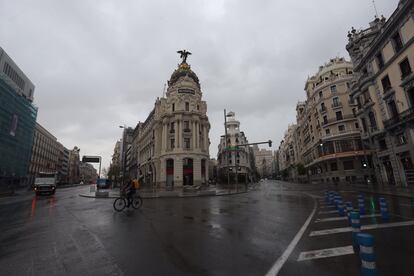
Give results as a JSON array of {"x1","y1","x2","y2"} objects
[{"x1": 0, "y1": 0, "x2": 397, "y2": 169}]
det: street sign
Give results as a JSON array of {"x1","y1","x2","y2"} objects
[{"x1": 82, "y1": 156, "x2": 100, "y2": 163}]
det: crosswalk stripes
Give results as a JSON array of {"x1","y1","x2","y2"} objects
[
  {"x1": 315, "y1": 213, "x2": 381, "y2": 223},
  {"x1": 297, "y1": 245, "x2": 354, "y2": 261},
  {"x1": 296, "y1": 194, "x2": 414, "y2": 263}
]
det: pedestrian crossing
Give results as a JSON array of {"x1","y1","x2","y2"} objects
[{"x1": 295, "y1": 195, "x2": 414, "y2": 262}]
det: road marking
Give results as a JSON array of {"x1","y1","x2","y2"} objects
[
  {"x1": 265, "y1": 195, "x2": 317, "y2": 276},
  {"x1": 320, "y1": 205, "x2": 335, "y2": 209},
  {"x1": 315, "y1": 214, "x2": 380, "y2": 223},
  {"x1": 310, "y1": 220, "x2": 414, "y2": 236},
  {"x1": 318, "y1": 210, "x2": 338, "y2": 214},
  {"x1": 297, "y1": 245, "x2": 354, "y2": 261}
]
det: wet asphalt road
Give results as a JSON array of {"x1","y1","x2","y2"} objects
[{"x1": 1, "y1": 180, "x2": 414, "y2": 275}]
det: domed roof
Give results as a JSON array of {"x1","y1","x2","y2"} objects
[{"x1": 168, "y1": 62, "x2": 200, "y2": 88}]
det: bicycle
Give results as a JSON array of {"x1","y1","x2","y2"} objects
[{"x1": 113, "y1": 193, "x2": 143, "y2": 212}]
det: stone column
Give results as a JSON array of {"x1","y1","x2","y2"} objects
[
  {"x1": 204, "y1": 124, "x2": 208, "y2": 152},
  {"x1": 174, "y1": 157, "x2": 183, "y2": 187},
  {"x1": 174, "y1": 119, "x2": 178, "y2": 150},
  {"x1": 178, "y1": 119, "x2": 182, "y2": 149},
  {"x1": 192, "y1": 121, "x2": 196, "y2": 149},
  {"x1": 195, "y1": 122, "x2": 199, "y2": 148}
]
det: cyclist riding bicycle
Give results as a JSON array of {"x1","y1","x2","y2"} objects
[{"x1": 122, "y1": 178, "x2": 140, "y2": 207}]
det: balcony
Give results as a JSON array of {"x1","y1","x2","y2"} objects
[
  {"x1": 348, "y1": 99, "x2": 357, "y2": 105},
  {"x1": 383, "y1": 107, "x2": 414, "y2": 129},
  {"x1": 331, "y1": 102, "x2": 343, "y2": 109},
  {"x1": 169, "y1": 129, "x2": 175, "y2": 134},
  {"x1": 319, "y1": 107, "x2": 327, "y2": 114},
  {"x1": 183, "y1": 128, "x2": 191, "y2": 133}
]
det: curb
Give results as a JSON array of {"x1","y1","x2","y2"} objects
[{"x1": 79, "y1": 189, "x2": 247, "y2": 199}]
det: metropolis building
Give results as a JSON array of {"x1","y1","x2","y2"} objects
[{"x1": 135, "y1": 51, "x2": 210, "y2": 189}]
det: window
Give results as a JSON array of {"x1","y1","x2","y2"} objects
[
  {"x1": 379, "y1": 139, "x2": 387, "y2": 150},
  {"x1": 336, "y1": 111, "x2": 343, "y2": 120},
  {"x1": 170, "y1": 122, "x2": 175, "y2": 133},
  {"x1": 361, "y1": 118, "x2": 367, "y2": 132},
  {"x1": 338, "y1": 125, "x2": 345, "y2": 131},
  {"x1": 185, "y1": 102, "x2": 189, "y2": 111},
  {"x1": 355, "y1": 122, "x2": 359, "y2": 129},
  {"x1": 184, "y1": 138, "x2": 190, "y2": 149},
  {"x1": 332, "y1": 97, "x2": 340, "y2": 107},
  {"x1": 330, "y1": 85, "x2": 337, "y2": 93},
  {"x1": 397, "y1": 133, "x2": 407, "y2": 146},
  {"x1": 197, "y1": 104, "x2": 199, "y2": 110},
  {"x1": 325, "y1": 128, "x2": 330, "y2": 135},
  {"x1": 381, "y1": 75, "x2": 392, "y2": 92},
  {"x1": 346, "y1": 82, "x2": 351, "y2": 89},
  {"x1": 170, "y1": 139, "x2": 175, "y2": 149},
  {"x1": 400, "y1": 58, "x2": 412, "y2": 79},
  {"x1": 388, "y1": 100, "x2": 398, "y2": 118},
  {"x1": 392, "y1": 32, "x2": 403, "y2": 53},
  {"x1": 184, "y1": 121, "x2": 190, "y2": 131},
  {"x1": 172, "y1": 103, "x2": 175, "y2": 112},
  {"x1": 376, "y1": 52, "x2": 384, "y2": 69},
  {"x1": 323, "y1": 115, "x2": 328, "y2": 124},
  {"x1": 330, "y1": 163, "x2": 338, "y2": 171},
  {"x1": 319, "y1": 91, "x2": 323, "y2": 98},
  {"x1": 343, "y1": 160, "x2": 354, "y2": 170},
  {"x1": 320, "y1": 103, "x2": 326, "y2": 112},
  {"x1": 368, "y1": 112, "x2": 377, "y2": 130}
]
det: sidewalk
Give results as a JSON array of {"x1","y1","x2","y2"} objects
[{"x1": 79, "y1": 184, "x2": 249, "y2": 199}]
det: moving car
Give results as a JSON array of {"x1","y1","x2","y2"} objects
[
  {"x1": 97, "y1": 178, "x2": 111, "y2": 189},
  {"x1": 34, "y1": 172, "x2": 57, "y2": 195}
]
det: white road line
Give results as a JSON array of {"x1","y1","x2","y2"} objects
[
  {"x1": 265, "y1": 195, "x2": 317, "y2": 276},
  {"x1": 320, "y1": 205, "x2": 335, "y2": 209},
  {"x1": 315, "y1": 214, "x2": 381, "y2": 223},
  {"x1": 318, "y1": 210, "x2": 338, "y2": 214},
  {"x1": 310, "y1": 220, "x2": 414, "y2": 236},
  {"x1": 297, "y1": 245, "x2": 354, "y2": 261}
]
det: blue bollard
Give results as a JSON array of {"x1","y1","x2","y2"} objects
[
  {"x1": 346, "y1": 201, "x2": 354, "y2": 225},
  {"x1": 329, "y1": 192, "x2": 334, "y2": 205},
  {"x1": 358, "y1": 197, "x2": 366, "y2": 215},
  {"x1": 350, "y1": 211, "x2": 361, "y2": 246},
  {"x1": 334, "y1": 195, "x2": 341, "y2": 209},
  {"x1": 338, "y1": 200, "x2": 345, "y2": 216},
  {"x1": 379, "y1": 197, "x2": 390, "y2": 221},
  {"x1": 357, "y1": 233, "x2": 379, "y2": 276}
]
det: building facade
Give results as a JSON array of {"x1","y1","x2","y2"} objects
[
  {"x1": 217, "y1": 111, "x2": 252, "y2": 184},
  {"x1": 253, "y1": 145, "x2": 274, "y2": 178},
  {"x1": 346, "y1": 0, "x2": 414, "y2": 187},
  {"x1": 135, "y1": 52, "x2": 210, "y2": 189},
  {"x1": 57, "y1": 143, "x2": 69, "y2": 184},
  {"x1": 301, "y1": 57, "x2": 369, "y2": 184},
  {"x1": 79, "y1": 162, "x2": 97, "y2": 184},
  {"x1": 0, "y1": 47, "x2": 37, "y2": 190},
  {"x1": 68, "y1": 147, "x2": 80, "y2": 184},
  {"x1": 28, "y1": 123, "x2": 60, "y2": 183}
]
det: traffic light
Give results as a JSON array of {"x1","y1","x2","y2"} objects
[
  {"x1": 363, "y1": 162, "x2": 367, "y2": 168},
  {"x1": 268, "y1": 140, "x2": 272, "y2": 147}
]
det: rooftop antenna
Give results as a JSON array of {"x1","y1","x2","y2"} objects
[{"x1": 372, "y1": 0, "x2": 379, "y2": 17}]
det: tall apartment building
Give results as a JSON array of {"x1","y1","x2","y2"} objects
[
  {"x1": 278, "y1": 124, "x2": 302, "y2": 182},
  {"x1": 253, "y1": 145, "x2": 273, "y2": 178},
  {"x1": 79, "y1": 162, "x2": 97, "y2": 184},
  {"x1": 68, "y1": 147, "x2": 80, "y2": 184},
  {"x1": 134, "y1": 52, "x2": 210, "y2": 189},
  {"x1": 57, "y1": 143, "x2": 69, "y2": 184},
  {"x1": 0, "y1": 47, "x2": 37, "y2": 189},
  {"x1": 346, "y1": 0, "x2": 414, "y2": 187},
  {"x1": 300, "y1": 57, "x2": 369, "y2": 184},
  {"x1": 28, "y1": 123, "x2": 61, "y2": 183},
  {"x1": 217, "y1": 111, "x2": 252, "y2": 184}
]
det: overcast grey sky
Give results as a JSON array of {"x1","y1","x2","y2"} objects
[{"x1": 1, "y1": 0, "x2": 398, "y2": 171}]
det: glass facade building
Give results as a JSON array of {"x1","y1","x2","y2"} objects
[{"x1": 0, "y1": 78, "x2": 37, "y2": 189}]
